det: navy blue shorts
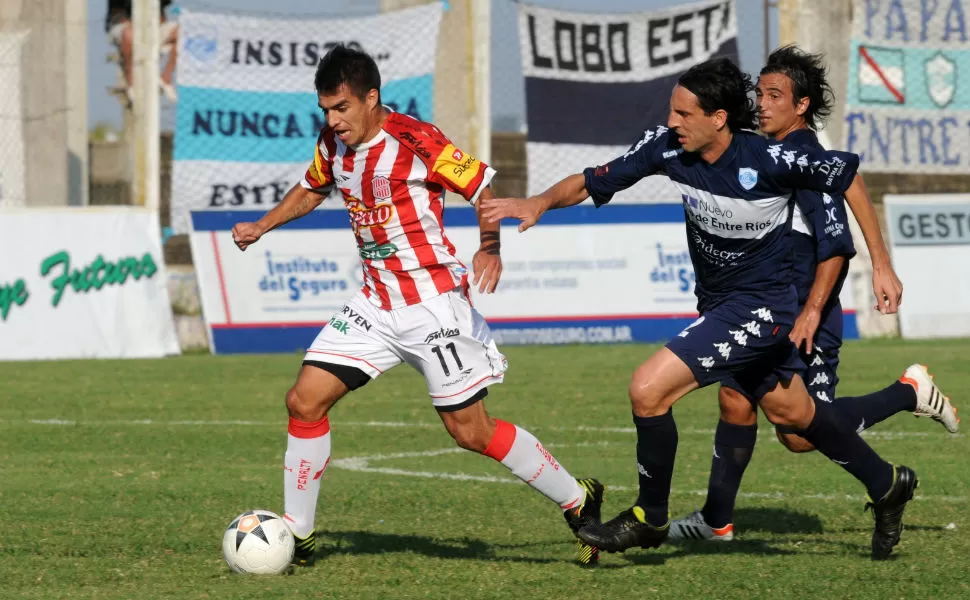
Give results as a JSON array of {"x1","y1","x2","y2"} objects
[
  {"x1": 723, "y1": 299, "x2": 844, "y2": 403},
  {"x1": 800, "y1": 301, "x2": 843, "y2": 403},
  {"x1": 667, "y1": 290, "x2": 805, "y2": 401}
]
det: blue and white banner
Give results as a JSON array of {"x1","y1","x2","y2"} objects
[
  {"x1": 189, "y1": 207, "x2": 857, "y2": 353},
  {"x1": 843, "y1": 0, "x2": 970, "y2": 173},
  {"x1": 518, "y1": 0, "x2": 738, "y2": 201},
  {"x1": 171, "y1": 4, "x2": 443, "y2": 233}
]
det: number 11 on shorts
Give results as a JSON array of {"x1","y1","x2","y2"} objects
[{"x1": 431, "y1": 342, "x2": 463, "y2": 376}]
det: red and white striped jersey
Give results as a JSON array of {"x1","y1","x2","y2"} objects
[{"x1": 300, "y1": 111, "x2": 495, "y2": 310}]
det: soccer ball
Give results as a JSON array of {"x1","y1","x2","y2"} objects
[{"x1": 222, "y1": 509, "x2": 295, "y2": 574}]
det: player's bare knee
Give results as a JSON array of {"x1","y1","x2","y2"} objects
[
  {"x1": 628, "y1": 378, "x2": 670, "y2": 417},
  {"x1": 285, "y1": 387, "x2": 324, "y2": 422},
  {"x1": 776, "y1": 429, "x2": 816, "y2": 453},
  {"x1": 447, "y1": 424, "x2": 490, "y2": 453},
  {"x1": 719, "y1": 387, "x2": 757, "y2": 425},
  {"x1": 763, "y1": 403, "x2": 812, "y2": 429},
  {"x1": 439, "y1": 401, "x2": 495, "y2": 453}
]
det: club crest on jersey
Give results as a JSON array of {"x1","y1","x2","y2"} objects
[
  {"x1": 372, "y1": 176, "x2": 392, "y2": 200},
  {"x1": 738, "y1": 168, "x2": 759, "y2": 190},
  {"x1": 452, "y1": 148, "x2": 464, "y2": 161}
]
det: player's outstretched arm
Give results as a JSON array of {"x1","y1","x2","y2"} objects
[
  {"x1": 231, "y1": 183, "x2": 325, "y2": 251},
  {"x1": 472, "y1": 186, "x2": 503, "y2": 294},
  {"x1": 480, "y1": 173, "x2": 589, "y2": 232},
  {"x1": 843, "y1": 174, "x2": 903, "y2": 314}
]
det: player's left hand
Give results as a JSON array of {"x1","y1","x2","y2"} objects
[
  {"x1": 472, "y1": 247, "x2": 502, "y2": 294},
  {"x1": 790, "y1": 308, "x2": 821, "y2": 353},
  {"x1": 872, "y1": 263, "x2": 903, "y2": 314},
  {"x1": 480, "y1": 196, "x2": 543, "y2": 232}
]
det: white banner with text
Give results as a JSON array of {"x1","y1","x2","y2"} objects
[
  {"x1": 190, "y1": 206, "x2": 858, "y2": 353},
  {"x1": 0, "y1": 208, "x2": 180, "y2": 360},
  {"x1": 885, "y1": 194, "x2": 970, "y2": 338}
]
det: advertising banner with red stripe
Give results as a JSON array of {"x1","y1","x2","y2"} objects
[
  {"x1": 844, "y1": 0, "x2": 970, "y2": 173},
  {"x1": 189, "y1": 208, "x2": 858, "y2": 354}
]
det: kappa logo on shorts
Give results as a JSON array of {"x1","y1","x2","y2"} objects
[
  {"x1": 750, "y1": 307, "x2": 773, "y2": 323},
  {"x1": 810, "y1": 353, "x2": 825, "y2": 366},
  {"x1": 809, "y1": 372, "x2": 831, "y2": 386},
  {"x1": 714, "y1": 342, "x2": 732, "y2": 360},
  {"x1": 740, "y1": 320, "x2": 761, "y2": 337},
  {"x1": 815, "y1": 390, "x2": 832, "y2": 403},
  {"x1": 698, "y1": 356, "x2": 715, "y2": 369},
  {"x1": 728, "y1": 329, "x2": 748, "y2": 347}
]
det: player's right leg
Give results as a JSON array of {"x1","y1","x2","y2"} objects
[
  {"x1": 903, "y1": 364, "x2": 959, "y2": 432},
  {"x1": 576, "y1": 346, "x2": 700, "y2": 553},
  {"x1": 835, "y1": 364, "x2": 959, "y2": 433},
  {"x1": 759, "y1": 373, "x2": 918, "y2": 559},
  {"x1": 579, "y1": 297, "x2": 795, "y2": 554},
  {"x1": 283, "y1": 365, "x2": 352, "y2": 567},
  {"x1": 285, "y1": 293, "x2": 402, "y2": 566},
  {"x1": 670, "y1": 384, "x2": 756, "y2": 542},
  {"x1": 400, "y1": 287, "x2": 605, "y2": 565}
]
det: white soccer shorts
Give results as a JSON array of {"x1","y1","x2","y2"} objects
[{"x1": 303, "y1": 287, "x2": 508, "y2": 409}]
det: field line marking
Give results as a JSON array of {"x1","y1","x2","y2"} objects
[
  {"x1": 331, "y1": 446, "x2": 968, "y2": 503},
  {"x1": 5, "y1": 419, "x2": 959, "y2": 441}
]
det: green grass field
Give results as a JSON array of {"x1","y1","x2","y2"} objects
[{"x1": 2, "y1": 339, "x2": 969, "y2": 599}]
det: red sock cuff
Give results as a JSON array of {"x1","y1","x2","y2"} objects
[
  {"x1": 483, "y1": 419, "x2": 517, "y2": 461},
  {"x1": 288, "y1": 416, "x2": 331, "y2": 439}
]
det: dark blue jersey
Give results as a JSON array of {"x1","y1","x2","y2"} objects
[
  {"x1": 785, "y1": 129, "x2": 856, "y2": 308},
  {"x1": 584, "y1": 126, "x2": 860, "y2": 311}
]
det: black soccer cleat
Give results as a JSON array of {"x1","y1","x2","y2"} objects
[
  {"x1": 577, "y1": 505, "x2": 668, "y2": 553},
  {"x1": 292, "y1": 530, "x2": 316, "y2": 567},
  {"x1": 563, "y1": 478, "x2": 605, "y2": 566},
  {"x1": 866, "y1": 465, "x2": 919, "y2": 560}
]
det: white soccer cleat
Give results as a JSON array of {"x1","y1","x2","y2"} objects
[
  {"x1": 668, "y1": 510, "x2": 734, "y2": 541},
  {"x1": 902, "y1": 364, "x2": 959, "y2": 433}
]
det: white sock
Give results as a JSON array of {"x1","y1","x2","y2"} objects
[
  {"x1": 483, "y1": 419, "x2": 584, "y2": 510},
  {"x1": 283, "y1": 416, "x2": 332, "y2": 538}
]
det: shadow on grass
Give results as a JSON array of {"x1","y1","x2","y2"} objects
[
  {"x1": 623, "y1": 537, "x2": 799, "y2": 566},
  {"x1": 315, "y1": 507, "x2": 923, "y2": 567},
  {"x1": 733, "y1": 507, "x2": 825, "y2": 535},
  {"x1": 318, "y1": 530, "x2": 570, "y2": 565},
  {"x1": 619, "y1": 507, "x2": 823, "y2": 566}
]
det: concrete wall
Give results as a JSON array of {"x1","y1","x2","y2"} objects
[{"x1": 0, "y1": 0, "x2": 87, "y2": 207}]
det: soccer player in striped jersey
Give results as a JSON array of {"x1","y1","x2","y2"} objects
[
  {"x1": 482, "y1": 57, "x2": 919, "y2": 560},
  {"x1": 668, "y1": 45, "x2": 957, "y2": 547},
  {"x1": 231, "y1": 45, "x2": 603, "y2": 567}
]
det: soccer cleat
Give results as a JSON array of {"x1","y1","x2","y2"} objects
[
  {"x1": 563, "y1": 478, "x2": 605, "y2": 566},
  {"x1": 901, "y1": 364, "x2": 959, "y2": 433},
  {"x1": 668, "y1": 510, "x2": 735, "y2": 541},
  {"x1": 866, "y1": 465, "x2": 919, "y2": 560},
  {"x1": 291, "y1": 530, "x2": 316, "y2": 567},
  {"x1": 577, "y1": 506, "x2": 668, "y2": 553}
]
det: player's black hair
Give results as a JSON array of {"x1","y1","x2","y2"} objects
[
  {"x1": 760, "y1": 44, "x2": 834, "y2": 131},
  {"x1": 677, "y1": 57, "x2": 757, "y2": 132},
  {"x1": 314, "y1": 44, "x2": 382, "y2": 101}
]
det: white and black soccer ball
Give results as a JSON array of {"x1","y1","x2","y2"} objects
[{"x1": 222, "y1": 509, "x2": 295, "y2": 574}]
